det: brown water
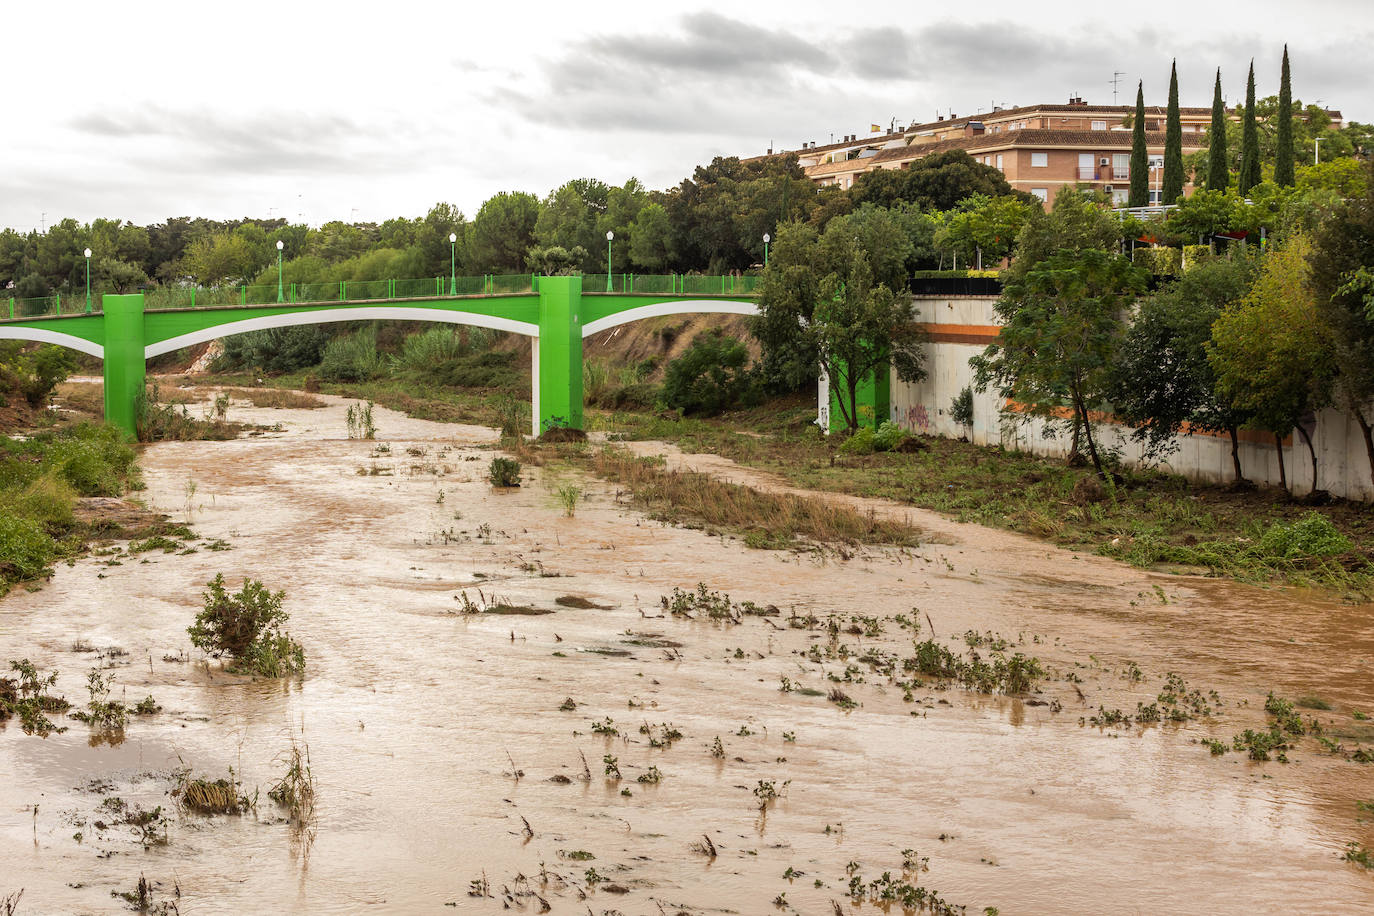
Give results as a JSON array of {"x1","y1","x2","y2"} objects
[{"x1": 2, "y1": 389, "x2": 1371, "y2": 914}]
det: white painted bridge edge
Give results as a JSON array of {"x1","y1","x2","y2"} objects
[
  {"x1": 581, "y1": 300, "x2": 758, "y2": 337},
  {"x1": 143, "y1": 307, "x2": 542, "y2": 359},
  {"x1": 0, "y1": 326, "x2": 105, "y2": 359}
]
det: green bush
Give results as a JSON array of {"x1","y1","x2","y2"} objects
[
  {"x1": 216, "y1": 326, "x2": 330, "y2": 373},
  {"x1": 319, "y1": 326, "x2": 388, "y2": 382},
  {"x1": 187, "y1": 574, "x2": 304, "y2": 677},
  {"x1": 0, "y1": 342, "x2": 77, "y2": 409},
  {"x1": 430, "y1": 351, "x2": 524, "y2": 389},
  {"x1": 0, "y1": 515, "x2": 56, "y2": 585},
  {"x1": 489, "y1": 457, "x2": 522, "y2": 487},
  {"x1": 950, "y1": 386, "x2": 974, "y2": 430},
  {"x1": 1257, "y1": 512, "x2": 1353, "y2": 560},
  {"x1": 839, "y1": 427, "x2": 876, "y2": 455},
  {"x1": 660, "y1": 330, "x2": 756, "y2": 416},
  {"x1": 873, "y1": 420, "x2": 908, "y2": 451}
]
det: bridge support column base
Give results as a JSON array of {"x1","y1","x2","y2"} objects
[
  {"x1": 828, "y1": 359, "x2": 889, "y2": 434},
  {"x1": 535, "y1": 276, "x2": 583, "y2": 436},
  {"x1": 102, "y1": 294, "x2": 145, "y2": 439}
]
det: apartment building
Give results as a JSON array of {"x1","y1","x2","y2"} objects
[{"x1": 775, "y1": 97, "x2": 1341, "y2": 204}]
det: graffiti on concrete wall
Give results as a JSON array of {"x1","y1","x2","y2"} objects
[{"x1": 905, "y1": 404, "x2": 931, "y2": 433}]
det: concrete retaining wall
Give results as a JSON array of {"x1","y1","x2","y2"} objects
[{"x1": 889, "y1": 295, "x2": 1374, "y2": 501}]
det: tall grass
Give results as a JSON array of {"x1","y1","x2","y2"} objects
[
  {"x1": 588, "y1": 448, "x2": 919, "y2": 548},
  {"x1": 319, "y1": 326, "x2": 388, "y2": 382}
]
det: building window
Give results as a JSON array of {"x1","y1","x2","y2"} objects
[
  {"x1": 1112, "y1": 153, "x2": 1130, "y2": 180},
  {"x1": 1112, "y1": 188, "x2": 1129, "y2": 204},
  {"x1": 1091, "y1": 120, "x2": 1107, "y2": 131},
  {"x1": 996, "y1": 154, "x2": 1004, "y2": 170},
  {"x1": 1031, "y1": 188, "x2": 1049, "y2": 202},
  {"x1": 1031, "y1": 152, "x2": 1048, "y2": 168}
]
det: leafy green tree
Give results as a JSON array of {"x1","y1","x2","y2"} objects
[
  {"x1": 598, "y1": 179, "x2": 648, "y2": 272},
  {"x1": 1275, "y1": 46, "x2": 1295, "y2": 187},
  {"x1": 661, "y1": 155, "x2": 815, "y2": 272},
  {"x1": 1129, "y1": 82, "x2": 1149, "y2": 208},
  {"x1": 468, "y1": 191, "x2": 541, "y2": 272},
  {"x1": 180, "y1": 232, "x2": 259, "y2": 285},
  {"x1": 628, "y1": 202, "x2": 674, "y2": 271},
  {"x1": 534, "y1": 179, "x2": 608, "y2": 272},
  {"x1": 1239, "y1": 62, "x2": 1261, "y2": 195},
  {"x1": 1167, "y1": 189, "x2": 1244, "y2": 243},
  {"x1": 1308, "y1": 160, "x2": 1374, "y2": 488},
  {"x1": 935, "y1": 194, "x2": 1033, "y2": 268},
  {"x1": 752, "y1": 218, "x2": 925, "y2": 413},
  {"x1": 1206, "y1": 69, "x2": 1230, "y2": 191},
  {"x1": 972, "y1": 249, "x2": 1146, "y2": 479},
  {"x1": 811, "y1": 251, "x2": 926, "y2": 433},
  {"x1": 1006, "y1": 188, "x2": 1125, "y2": 282},
  {"x1": 414, "y1": 203, "x2": 468, "y2": 278},
  {"x1": 524, "y1": 245, "x2": 587, "y2": 276},
  {"x1": 1207, "y1": 234, "x2": 1333, "y2": 493},
  {"x1": 852, "y1": 150, "x2": 1023, "y2": 212},
  {"x1": 1108, "y1": 254, "x2": 1260, "y2": 479},
  {"x1": 1163, "y1": 61, "x2": 1185, "y2": 204}
]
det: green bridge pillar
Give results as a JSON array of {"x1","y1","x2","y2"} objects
[
  {"x1": 535, "y1": 276, "x2": 583, "y2": 435},
  {"x1": 102, "y1": 294, "x2": 145, "y2": 439}
]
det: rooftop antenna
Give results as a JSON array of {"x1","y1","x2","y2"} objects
[{"x1": 1111, "y1": 71, "x2": 1125, "y2": 104}]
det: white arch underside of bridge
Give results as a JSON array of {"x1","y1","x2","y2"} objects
[
  {"x1": 142, "y1": 307, "x2": 541, "y2": 359},
  {"x1": 0, "y1": 326, "x2": 105, "y2": 358},
  {"x1": 580, "y1": 300, "x2": 757, "y2": 337}
]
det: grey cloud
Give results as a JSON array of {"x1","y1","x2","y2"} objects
[{"x1": 67, "y1": 106, "x2": 421, "y2": 177}]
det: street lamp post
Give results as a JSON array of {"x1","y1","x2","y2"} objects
[
  {"x1": 449, "y1": 232, "x2": 458, "y2": 295},
  {"x1": 606, "y1": 230, "x2": 614, "y2": 292},
  {"x1": 83, "y1": 247, "x2": 92, "y2": 313},
  {"x1": 763, "y1": 233, "x2": 770, "y2": 269},
  {"x1": 276, "y1": 240, "x2": 285, "y2": 303},
  {"x1": 1314, "y1": 137, "x2": 1323, "y2": 165}
]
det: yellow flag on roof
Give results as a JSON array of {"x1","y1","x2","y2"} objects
[{"x1": 870, "y1": 124, "x2": 881, "y2": 132}]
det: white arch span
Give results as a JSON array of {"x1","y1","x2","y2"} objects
[
  {"x1": 144, "y1": 306, "x2": 539, "y2": 359},
  {"x1": 0, "y1": 326, "x2": 105, "y2": 359},
  {"x1": 581, "y1": 299, "x2": 758, "y2": 338}
]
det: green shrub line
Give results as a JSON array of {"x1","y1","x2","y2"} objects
[{"x1": 0, "y1": 423, "x2": 141, "y2": 595}]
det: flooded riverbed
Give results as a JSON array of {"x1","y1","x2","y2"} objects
[{"x1": 2, "y1": 389, "x2": 1371, "y2": 914}]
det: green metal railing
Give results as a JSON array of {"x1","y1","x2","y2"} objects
[{"x1": 4, "y1": 272, "x2": 763, "y2": 321}]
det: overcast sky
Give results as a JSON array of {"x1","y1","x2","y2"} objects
[{"x1": 3, "y1": 0, "x2": 1369, "y2": 232}]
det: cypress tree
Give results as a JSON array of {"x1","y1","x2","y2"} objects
[
  {"x1": 1275, "y1": 45, "x2": 1295, "y2": 186},
  {"x1": 1162, "y1": 59, "x2": 1184, "y2": 204},
  {"x1": 1239, "y1": 61, "x2": 1261, "y2": 194},
  {"x1": 1129, "y1": 81, "x2": 1149, "y2": 207},
  {"x1": 1206, "y1": 68, "x2": 1229, "y2": 190}
]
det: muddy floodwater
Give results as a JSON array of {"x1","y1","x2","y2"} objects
[{"x1": 2, "y1": 389, "x2": 1372, "y2": 914}]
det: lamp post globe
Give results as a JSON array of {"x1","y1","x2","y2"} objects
[
  {"x1": 84, "y1": 248, "x2": 92, "y2": 313},
  {"x1": 276, "y1": 240, "x2": 285, "y2": 302},
  {"x1": 763, "y1": 233, "x2": 771, "y2": 269},
  {"x1": 606, "y1": 231, "x2": 614, "y2": 291}
]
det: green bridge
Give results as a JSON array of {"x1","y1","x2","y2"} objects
[{"x1": 0, "y1": 274, "x2": 765, "y2": 437}]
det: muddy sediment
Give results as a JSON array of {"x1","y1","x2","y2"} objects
[{"x1": 1, "y1": 388, "x2": 1371, "y2": 913}]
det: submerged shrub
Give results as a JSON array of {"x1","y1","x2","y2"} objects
[
  {"x1": 1257, "y1": 512, "x2": 1352, "y2": 560},
  {"x1": 0, "y1": 515, "x2": 56, "y2": 585},
  {"x1": 489, "y1": 457, "x2": 522, "y2": 488},
  {"x1": 188, "y1": 574, "x2": 304, "y2": 677}
]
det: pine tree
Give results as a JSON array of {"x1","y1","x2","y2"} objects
[
  {"x1": 1239, "y1": 61, "x2": 1261, "y2": 194},
  {"x1": 1162, "y1": 59, "x2": 1185, "y2": 204},
  {"x1": 1129, "y1": 81, "x2": 1149, "y2": 207},
  {"x1": 1206, "y1": 69, "x2": 1229, "y2": 191},
  {"x1": 1274, "y1": 45, "x2": 1295, "y2": 187}
]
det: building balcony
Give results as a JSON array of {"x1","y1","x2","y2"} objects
[
  {"x1": 1077, "y1": 167, "x2": 1098, "y2": 180},
  {"x1": 1113, "y1": 169, "x2": 1130, "y2": 180}
]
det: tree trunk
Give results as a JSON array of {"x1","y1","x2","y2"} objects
[
  {"x1": 1354, "y1": 409, "x2": 1374, "y2": 500},
  {"x1": 1227, "y1": 426, "x2": 1247, "y2": 483},
  {"x1": 1073, "y1": 388, "x2": 1106, "y2": 480},
  {"x1": 1274, "y1": 433, "x2": 1288, "y2": 494},
  {"x1": 1295, "y1": 423, "x2": 1319, "y2": 493}
]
